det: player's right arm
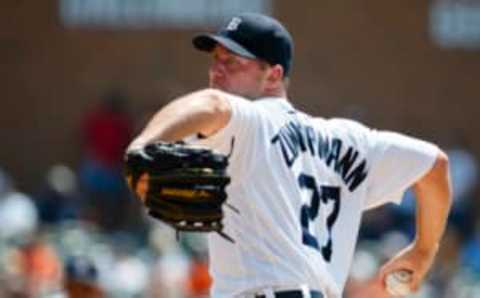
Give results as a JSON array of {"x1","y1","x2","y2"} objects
[
  {"x1": 378, "y1": 150, "x2": 452, "y2": 292},
  {"x1": 361, "y1": 130, "x2": 452, "y2": 295},
  {"x1": 412, "y1": 150, "x2": 451, "y2": 257}
]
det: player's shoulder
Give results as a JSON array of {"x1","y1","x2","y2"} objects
[
  {"x1": 222, "y1": 93, "x2": 287, "y2": 115},
  {"x1": 250, "y1": 97, "x2": 295, "y2": 121},
  {"x1": 311, "y1": 117, "x2": 374, "y2": 147},
  {"x1": 253, "y1": 97, "x2": 293, "y2": 110},
  {"x1": 324, "y1": 117, "x2": 372, "y2": 133}
]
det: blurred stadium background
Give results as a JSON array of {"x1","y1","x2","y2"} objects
[{"x1": 0, "y1": 0, "x2": 479, "y2": 297}]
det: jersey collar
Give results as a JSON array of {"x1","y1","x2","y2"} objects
[{"x1": 259, "y1": 96, "x2": 294, "y2": 109}]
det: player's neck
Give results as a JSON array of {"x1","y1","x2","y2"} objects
[{"x1": 261, "y1": 86, "x2": 287, "y2": 99}]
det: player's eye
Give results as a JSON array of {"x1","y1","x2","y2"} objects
[
  {"x1": 212, "y1": 53, "x2": 234, "y2": 66},
  {"x1": 224, "y1": 56, "x2": 238, "y2": 66}
]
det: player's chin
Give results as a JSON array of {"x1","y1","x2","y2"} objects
[{"x1": 209, "y1": 80, "x2": 227, "y2": 91}]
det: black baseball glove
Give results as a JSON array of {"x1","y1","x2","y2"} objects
[{"x1": 124, "y1": 141, "x2": 233, "y2": 241}]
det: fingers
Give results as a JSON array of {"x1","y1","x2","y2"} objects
[
  {"x1": 135, "y1": 173, "x2": 150, "y2": 202},
  {"x1": 125, "y1": 164, "x2": 149, "y2": 202},
  {"x1": 385, "y1": 270, "x2": 415, "y2": 297},
  {"x1": 379, "y1": 262, "x2": 419, "y2": 293},
  {"x1": 126, "y1": 173, "x2": 148, "y2": 202}
]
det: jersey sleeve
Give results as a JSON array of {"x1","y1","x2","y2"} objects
[
  {"x1": 189, "y1": 93, "x2": 263, "y2": 183},
  {"x1": 364, "y1": 131, "x2": 439, "y2": 210}
]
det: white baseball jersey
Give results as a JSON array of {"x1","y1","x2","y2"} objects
[{"x1": 192, "y1": 95, "x2": 438, "y2": 298}]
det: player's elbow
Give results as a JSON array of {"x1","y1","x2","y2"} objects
[
  {"x1": 415, "y1": 149, "x2": 452, "y2": 207},
  {"x1": 195, "y1": 88, "x2": 232, "y2": 135},
  {"x1": 436, "y1": 149, "x2": 453, "y2": 204},
  {"x1": 199, "y1": 88, "x2": 231, "y2": 115},
  {"x1": 435, "y1": 150, "x2": 449, "y2": 175},
  {"x1": 432, "y1": 149, "x2": 450, "y2": 191}
]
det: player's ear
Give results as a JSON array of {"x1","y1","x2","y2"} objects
[{"x1": 265, "y1": 64, "x2": 284, "y2": 87}]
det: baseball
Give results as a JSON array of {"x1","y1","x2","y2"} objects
[{"x1": 385, "y1": 270, "x2": 413, "y2": 297}]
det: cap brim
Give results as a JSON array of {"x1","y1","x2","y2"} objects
[{"x1": 192, "y1": 34, "x2": 256, "y2": 59}]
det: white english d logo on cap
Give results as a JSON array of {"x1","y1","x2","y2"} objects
[{"x1": 226, "y1": 17, "x2": 242, "y2": 31}]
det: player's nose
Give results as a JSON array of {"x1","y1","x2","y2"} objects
[{"x1": 209, "y1": 62, "x2": 226, "y2": 79}]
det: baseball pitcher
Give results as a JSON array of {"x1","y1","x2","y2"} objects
[{"x1": 126, "y1": 13, "x2": 452, "y2": 298}]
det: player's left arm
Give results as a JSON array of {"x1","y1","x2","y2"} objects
[
  {"x1": 128, "y1": 88, "x2": 231, "y2": 149},
  {"x1": 378, "y1": 149, "x2": 452, "y2": 291}
]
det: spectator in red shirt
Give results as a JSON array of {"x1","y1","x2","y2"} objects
[{"x1": 79, "y1": 90, "x2": 134, "y2": 230}]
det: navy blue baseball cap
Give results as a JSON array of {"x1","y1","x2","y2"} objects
[{"x1": 193, "y1": 13, "x2": 294, "y2": 77}]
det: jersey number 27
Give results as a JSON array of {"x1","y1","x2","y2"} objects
[{"x1": 298, "y1": 173, "x2": 340, "y2": 262}]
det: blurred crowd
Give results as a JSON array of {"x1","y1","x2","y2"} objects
[{"x1": 0, "y1": 92, "x2": 479, "y2": 297}]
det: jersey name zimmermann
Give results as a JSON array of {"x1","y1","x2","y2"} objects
[{"x1": 271, "y1": 119, "x2": 369, "y2": 192}]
